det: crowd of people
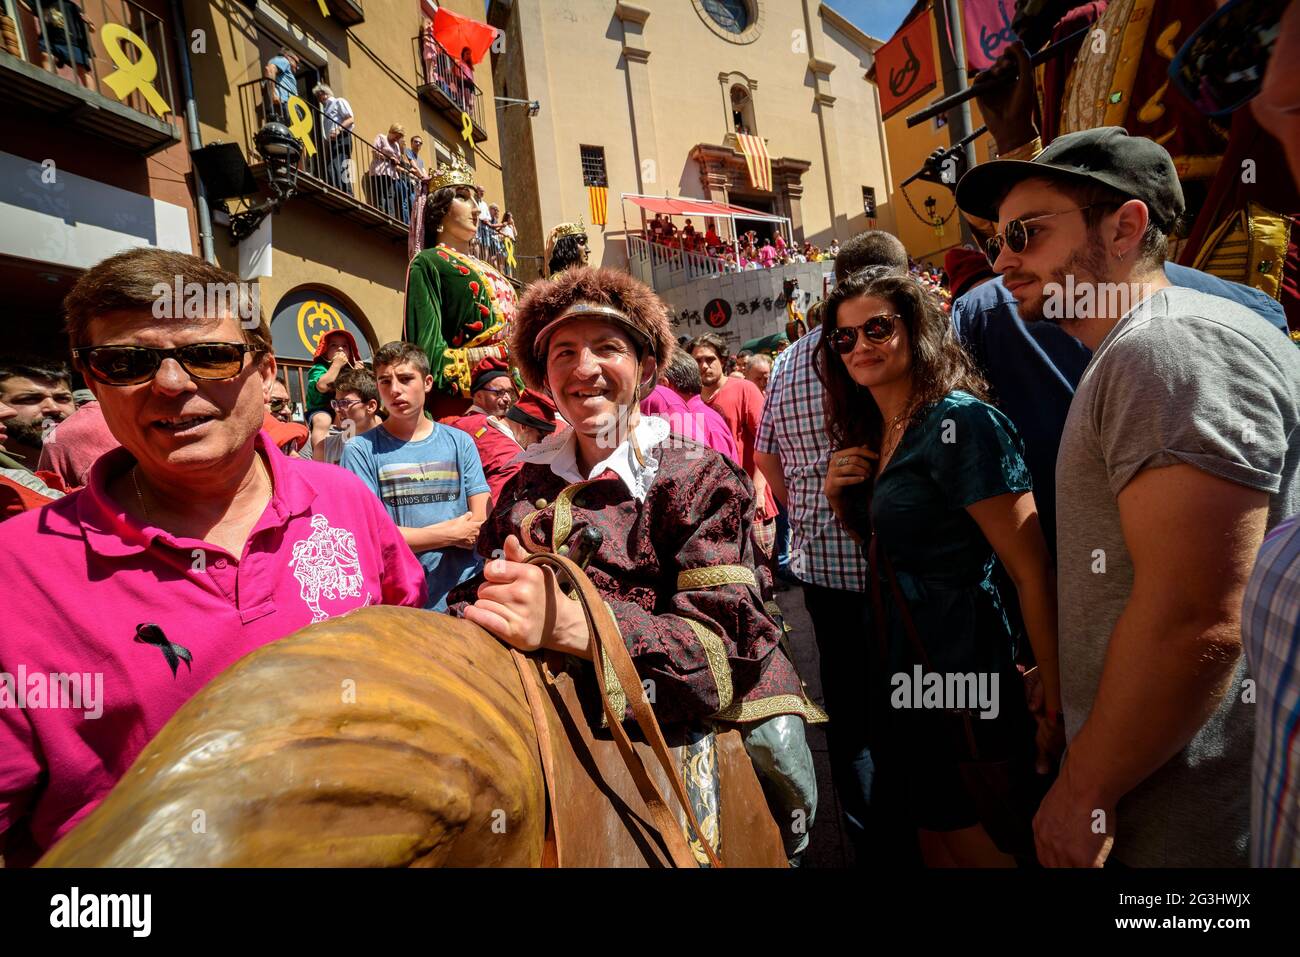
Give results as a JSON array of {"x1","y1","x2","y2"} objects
[
  {"x1": 645, "y1": 217, "x2": 839, "y2": 271},
  {"x1": 2, "y1": 2, "x2": 1300, "y2": 873}
]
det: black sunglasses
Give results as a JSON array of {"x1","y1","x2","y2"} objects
[
  {"x1": 73, "y1": 342, "x2": 261, "y2": 386},
  {"x1": 826, "y1": 314, "x2": 901, "y2": 353},
  {"x1": 985, "y1": 206, "x2": 1095, "y2": 264}
]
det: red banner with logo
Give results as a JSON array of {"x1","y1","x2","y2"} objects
[
  {"x1": 963, "y1": 0, "x2": 1019, "y2": 72},
  {"x1": 876, "y1": 11, "x2": 939, "y2": 120}
]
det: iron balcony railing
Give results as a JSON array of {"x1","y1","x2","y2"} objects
[
  {"x1": 238, "y1": 77, "x2": 426, "y2": 230},
  {"x1": 626, "y1": 235, "x2": 731, "y2": 290},
  {"x1": 411, "y1": 30, "x2": 486, "y2": 141},
  {"x1": 11, "y1": 0, "x2": 178, "y2": 126}
]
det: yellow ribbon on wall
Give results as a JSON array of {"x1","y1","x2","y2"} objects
[
  {"x1": 317, "y1": 0, "x2": 330, "y2": 16},
  {"x1": 100, "y1": 22, "x2": 172, "y2": 118},
  {"x1": 460, "y1": 112, "x2": 475, "y2": 154},
  {"x1": 504, "y1": 237, "x2": 516, "y2": 270},
  {"x1": 286, "y1": 96, "x2": 317, "y2": 157}
]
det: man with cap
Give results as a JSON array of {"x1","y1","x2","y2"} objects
[
  {"x1": 451, "y1": 387, "x2": 557, "y2": 505},
  {"x1": 956, "y1": 126, "x2": 1300, "y2": 868},
  {"x1": 447, "y1": 266, "x2": 826, "y2": 863},
  {"x1": 464, "y1": 357, "x2": 516, "y2": 418}
]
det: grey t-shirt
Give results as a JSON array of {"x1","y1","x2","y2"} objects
[{"x1": 1056, "y1": 285, "x2": 1300, "y2": 867}]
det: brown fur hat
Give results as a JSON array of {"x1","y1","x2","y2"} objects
[{"x1": 511, "y1": 266, "x2": 675, "y2": 390}]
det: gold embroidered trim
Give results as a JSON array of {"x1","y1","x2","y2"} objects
[
  {"x1": 681, "y1": 617, "x2": 734, "y2": 713},
  {"x1": 552, "y1": 479, "x2": 603, "y2": 550},
  {"x1": 713, "y1": 694, "x2": 829, "y2": 725},
  {"x1": 676, "y1": 565, "x2": 757, "y2": 591},
  {"x1": 598, "y1": 602, "x2": 629, "y2": 726},
  {"x1": 999, "y1": 136, "x2": 1042, "y2": 162}
]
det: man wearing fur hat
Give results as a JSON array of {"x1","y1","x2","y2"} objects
[{"x1": 447, "y1": 267, "x2": 825, "y2": 863}]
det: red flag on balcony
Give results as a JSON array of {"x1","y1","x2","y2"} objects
[
  {"x1": 588, "y1": 186, "x2": 608, "y2": 226},
  {"x1": 736, "y1": 134, "x2": 772, "y2": 193},
  {"x1": 433, "y1": 8, "x2": 498, "y2": 66},
  {"x1": 874, "y1": 10, "x2": 938, "y2": 120}
]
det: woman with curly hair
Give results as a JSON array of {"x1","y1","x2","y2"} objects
[
  {"x1": 404, "y1": 153, "x2": 518, "y2": 418},
  {"x1": 816, "y1": 267, "x2": 1062, "y2": 867}
]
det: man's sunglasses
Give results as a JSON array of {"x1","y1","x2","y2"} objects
[
  {"x1": 826, "y1": 314, "x2": 901, "y2": 353},
  {"x1": 984, "y1": 206, "x2": 1095, "y2": 264},
  {"x1": 269, "y1": 397, "x2": 290, "y2": 412},
  {"x1": 73, "y1": 342, "x2": 261, "y2": 386}
]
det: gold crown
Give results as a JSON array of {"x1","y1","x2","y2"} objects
[
  {"x1": 552, "y1": 218, "x2": 586, "y2": 239},
  {"x1": 429, "y1": 148, "x2": 476, "y2": 192}
]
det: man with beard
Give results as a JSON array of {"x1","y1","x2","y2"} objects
[
  {"x1": 956, "y1": 127, "x2": 1300, "y2": 868},
  {"x1": 0, "y1": 360, "x2": 75, "y2": 468}
]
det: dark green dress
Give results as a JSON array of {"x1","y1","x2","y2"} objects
[{"x1": 848, "y1": 390, "x2": 1036, "y2": 831}]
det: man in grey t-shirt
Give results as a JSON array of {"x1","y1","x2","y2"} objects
[{"x1": 957, "y1": 127, "x2": 1300, "y2": 867}]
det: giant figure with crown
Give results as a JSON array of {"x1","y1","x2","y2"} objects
[{"x1": 405, "y1": 149, "x2": 519, "y2": 418}]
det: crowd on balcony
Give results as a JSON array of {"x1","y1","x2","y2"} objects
[{"x1": 644, "y1": 215, "x2": 840, "y2": 272}]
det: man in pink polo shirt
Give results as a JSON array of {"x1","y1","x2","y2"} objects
[{"x1": 0, "y1": 248, "x2": 426, "y2": 864}]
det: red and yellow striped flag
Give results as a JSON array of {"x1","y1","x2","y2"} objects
[
  {"x1": 737, "y1": 133, "x2": 772, "y2": 192},
  {"x1": 587, "y1": 185, "x2": 608, "y2": 226}
]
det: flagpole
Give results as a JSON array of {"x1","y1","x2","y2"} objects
[{"x1": 934, "y1": 0, "x2": 974, "y2": 244}]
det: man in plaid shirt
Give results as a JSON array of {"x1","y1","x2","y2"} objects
[
  {"x1": 1243, "y1": 514, "x2": 1300, "y2": 867},
  {"x1": 756, "y1": 231, "x2": 908, "y2": 865}
]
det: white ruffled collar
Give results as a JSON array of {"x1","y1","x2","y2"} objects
[{"x1": 517, "y1": 415, "x2": 670, "y2": 502}]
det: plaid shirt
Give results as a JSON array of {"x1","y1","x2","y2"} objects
[
  {"x1": 1243, "y1": 514, "x2": 1300, "y2": 867},
  {"x1": 756, "y1": 327, "x2": 865, "y2": 592}
]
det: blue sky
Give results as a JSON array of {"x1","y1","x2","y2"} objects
[{"x1": 829, "y1": 0, "x2": 916, "y2": 41}]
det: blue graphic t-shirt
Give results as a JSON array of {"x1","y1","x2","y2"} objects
[
  {"x1": 341, "y1": 421, "x2": 489, "y2": 612},
  {"x1": 268, "y1": 55, "x2": 298, "y2": 102}
]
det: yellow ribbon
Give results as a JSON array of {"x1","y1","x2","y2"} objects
[
  {"x1": 504, "y1": 237, "x2": 517, "y2": 270},
  {"x1": 460, "y1": 112, "x2": 475, "y2": 154},
  {"x1": 286, "y1": 96, "x2": 317, "y2": 157},
  {"x1": 317, "y1": 0, "x2": 330, "y2": 16},
  {"x1": 99, "y1": 23, "x2": 172, "y2": 118}
]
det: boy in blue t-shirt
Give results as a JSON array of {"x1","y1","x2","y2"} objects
[{"x1": 341, "y1": 341, "x2": 489, "y2": 612}]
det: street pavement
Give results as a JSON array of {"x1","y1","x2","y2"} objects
[{"x1": 773, "y1": 582, "x2": 852, "y2": 868}]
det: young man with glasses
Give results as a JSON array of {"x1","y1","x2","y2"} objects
[
  {"x1": 311, "y1": 367, "x2": 382, "y2": 466},
  {"x1": 0, "y1": 248, "x2": 426, "y2": 865},
  {"x1": 956, "y1": 127, "x2": 1300, "y2": 868}
]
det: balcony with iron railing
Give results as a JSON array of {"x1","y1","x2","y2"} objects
[
  {"x1": 321, "y1": 0, "x2": 364, "y2": 26},
  {"x1": 626, "y1": 235, "x2": 731, "y2": 291},
  {"x1": 236, "y1": 77, "x2": 424, "y2": 240},
  {"x1": 0, "y1": 0, "x2": 180, "y2": 153},
  {"x1": 411, "y1": 31, "x2": 487, "y2": 143}
]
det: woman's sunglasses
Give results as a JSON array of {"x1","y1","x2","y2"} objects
[
  {"x1": 826, "y1": 314, "x2": 901, "y2": 353},
  {"x1": 984, "y1": 206, "x2": 1095, "y2": 264},
  {"x1": 73, "y1": 342, "x2": 261, "y2": 386}
]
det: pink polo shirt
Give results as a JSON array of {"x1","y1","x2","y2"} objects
[{"x1": 0, "y1": 431, "x2": 427, "y2": 860}]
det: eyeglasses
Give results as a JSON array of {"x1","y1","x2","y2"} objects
[
  {"x1": 478, "y1": 387, "x2": 515, "y2": 398},
  {"x1": 72, "y1": 342, "x2": 261, "y2": 386},
  {"x1": 330, "y1": 398, "x2": 363, "y2": 411},
  {"x1": 269, "y1": 397, "x2": 289, "y2": 412},
  {"x1": 984, "y1": 206, "x2": 1096, "y2": 264},
  {"x1": 826, "y1": 315, "x2": 901, "y2": 353}
]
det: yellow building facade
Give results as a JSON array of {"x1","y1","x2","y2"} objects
[
  {"x1": 487, "y1": 0, "x2": 896, "y2": 276},
  {"x1": 186, "y1": 0, "x2": 505, "y2": 402}
]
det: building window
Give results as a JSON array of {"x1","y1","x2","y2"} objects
[
  {"x1": 702, "y1": 0, "x2": 751, "y2": 34},
  {"x1": 580, "y1": 145, "x2": 607, "y2": 187},
  {"x1": 862, "y1": 186, "x2": 877, "y2": 218},
  {"x1": 731, "y1": 84, "x2": 757, "y2": 135}
]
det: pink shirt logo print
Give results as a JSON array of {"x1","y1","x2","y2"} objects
[{"x1": 288, "y1": 514, "x2": 368, "y2": 623}]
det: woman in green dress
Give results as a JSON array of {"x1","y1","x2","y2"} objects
[
  {"x1": 404, "y1": 151, "x2": 518, "y2": 419},
  {"x1": 815, "y1": 268, "x2": 1063, "y2": 867}
]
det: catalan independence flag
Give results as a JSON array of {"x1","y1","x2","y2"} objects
[
  {"x1": 587, "y1": 185, "x2": 608, "y2": 226},
  {"x1": 737, "y1": 133, "x2": 772, "y2": 193}
]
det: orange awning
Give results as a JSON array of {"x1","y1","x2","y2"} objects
[{"x1": 623, "y1": 194, "x2": 785, "y2": 223}]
